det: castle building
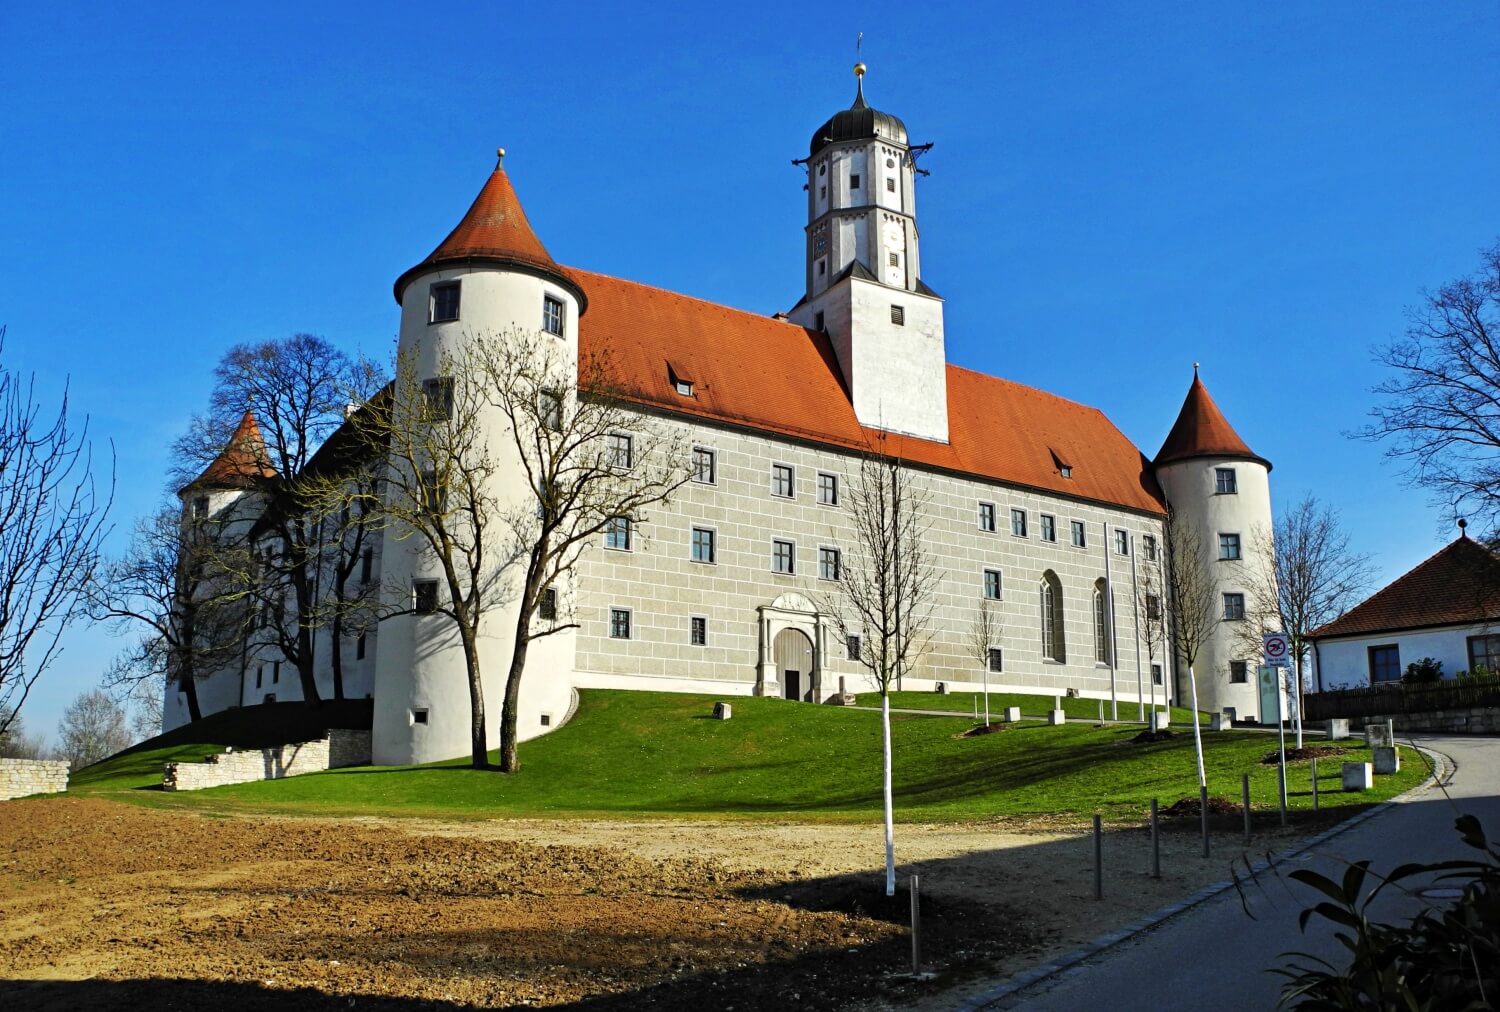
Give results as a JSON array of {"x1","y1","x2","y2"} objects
[{"x1": 165, "y1": 68, "x2": 1280, "y2": 762}]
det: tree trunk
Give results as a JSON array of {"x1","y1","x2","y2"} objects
[
  {"x1": 180, "y1": 670, "x2": 202, "y2": 723},
  {"x1": 498, "y1": 628, "x2": 530, "y2": 774},
  {"x1": 329, "y1": 610, "x2": 345, "y2": 701},
  {"x1": 460, "y1": 624, "x2": 488, "y2": 769},
  {"x1": 882, "y1": 691, "x2": 895, "y2": 897},
  {"x1": 295, "y1": 622, "x2": 322, "y2": 705}
]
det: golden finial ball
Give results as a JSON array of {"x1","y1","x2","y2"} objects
[
  {"x1": 496, "y1": 146, "x2": 506, "y2": 161},
  {"x1": 854, "y1": 62, "x2": 867, "y2": 77}
]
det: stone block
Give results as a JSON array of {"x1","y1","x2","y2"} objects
[
  {"x1": 713, "y1": 702, "x2": 732, "y2": 720},
  {"x1": 1325, "y1": 719, "x2": 1349, "y2": 741},
  {"x1": 1373, "y1": 746, "x2": 1400, "y2": 775},
  {"x1": 1365, "y1": 724, "x2": 1393, "y2": 748},
  {"x1": 1048, "y1": 709, "x2": 1067, "y2": 726},
  {"x1": 1209, "y1": 712, "x2": 1229, "y2": 731},
  {"x1": 1150, "y1": 710, "x2": 1170, "y2": 732},
  {"x1": 1003, "y1": 706, "x2": 1022, "y2": 723},
  {"x1": 1342, "y1": 762, "x2": 1374, "y2": 791}
]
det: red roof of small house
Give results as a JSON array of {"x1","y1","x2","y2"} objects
[
  {"x1": 1310, "y1": 535, "x2": 1500, "y2": 639},
  {"x1": 393, "y1": 158, "x2": 585, "y2": 308},
  {"x1": 1155, "y1": 373, "x2": 1270, "y2": 470},
  {"x1": 571, "y1": 268, "x2": 1166, "y2": 515},
  {"x1": 184, "y1": 410, "x2": 277, "y2": 492}
]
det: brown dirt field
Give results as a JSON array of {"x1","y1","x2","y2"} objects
[{"x1": 0, "y1": 797, "x2": 1333, "y2": 1009}]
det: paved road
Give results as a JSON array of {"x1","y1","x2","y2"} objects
[{"x1": 973, "y1": 734, "x2": 1500, "y2": 1011}]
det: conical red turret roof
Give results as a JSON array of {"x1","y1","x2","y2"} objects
[
  {"x1": 393, "y1": 155, "x2": 586, "y2": 309},
  {"x1": 1154, "y1": 373, "x2": 1270, "y2": 470},
  {"x1": 183, "y1": 411, "x2": 278, "y2": 492}
]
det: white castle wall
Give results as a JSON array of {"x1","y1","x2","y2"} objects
[
  {"x1": 163, "y1": 729, "x2": 371, "y2": 791},
  {"x1": 0, "y1": 758, "x2": 69, "y2": 801}
]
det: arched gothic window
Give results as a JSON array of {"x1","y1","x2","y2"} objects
[
  {"x1": 1093, "y1": 578, "x2": 1112, "y2": 665},
  {"x1": 1040, "y1": 571, "x2": 1065, "y2": 662}
]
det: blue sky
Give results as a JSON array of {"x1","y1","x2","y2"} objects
[{"x1": 2, "y1": 1, "x2": 1497, "y2": 739}]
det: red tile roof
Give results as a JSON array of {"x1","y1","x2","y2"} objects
[
  {"x1": 1155, "y1": 373, "x2": 1270, "y2": 470},
  {"x1": 393, "y1": 160, "x2": 585, "y2": 308},
  {"x1": 572, "y1": 268, "x2": 1166, "y2": 515},
  {"x1": 1310, "y1": 535, "x2": 1500, "y2": 639},
  {"x1": 187, "y1": 411, "x2": 277, "y2": 491}
]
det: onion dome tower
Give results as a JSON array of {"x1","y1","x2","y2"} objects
[
  {"x1": 1154, "y1": 368, "x2": 1279, "y2": 722},
  {"x1": 373, "y1": 150, "x2": 584, "y2": 766},
  {"x1": 787, "y1": 64, "x2": 948, "y2": 444}
]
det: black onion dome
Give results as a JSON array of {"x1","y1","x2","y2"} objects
[{"x1": 808, "y1": 79, "x2": 908, "y2": 157}]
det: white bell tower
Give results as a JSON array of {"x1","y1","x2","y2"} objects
[{"x1": 788, "y1": 64, "x2": 949, "y2": 444}]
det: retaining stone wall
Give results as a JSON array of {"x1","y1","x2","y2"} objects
[
  {"x1": 163, "y1": 729, "x2": 371, "y2": 792},
  {"x1": 1360, "y1": 707, "x2": 1500, "y2": 735},
  {"x1": 0, "y1": 758, "x2": 69, "y2": 800}
]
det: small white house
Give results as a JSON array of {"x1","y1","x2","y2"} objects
[{"x1": 1309, "y1": 529, "x2": 1500, "y2": 690}]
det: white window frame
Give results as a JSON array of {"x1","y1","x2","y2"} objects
[
  {"x1": 1010, "y1": 508, "x2": 1027, "y2": 538},
  {"x1": 1218, "y1": 532, "x2": 1242, "y2": 561},
  {"x1": 1215, "y1": 467, "x2": 1238, "y2": 495},
  {"x1": 603, "y1": 516, "x2": 632, "y2": 552},
  {"x1": 542, "y1": 294, "x2": 566, "y2": 336},
  {"x1": 413, "y1": 579, "x2": 439, "y2": 615},
  {"x1": 1040, "y1": 513, "x2": 1056, "y2": 543},
  {"x1": 1222, "y1": 592, "x2": 1246, "y2": 621},
  {"x1": 818, "y1": 545, "x2": 842, "y2": 581},
  {"x1": 1114, "y1": 529, "x2": 1129, "y2": 556},
  {"x1": 692, "y1": 446, "x2": 717, "y2": 484},
  {"x1": 816, "y1": 471, "x2": 840, "y2": 507},
  {"x1": 428, "y1": 280, "x2": 460, "y2": 324},
  {"x1": 607, "y1": 432, "x2": 634, "y2": 470},
  {"x1": 608, "y1": 607, "x2": 632, "y2": 640},
  {"x1": 987, "y1": 647, "x2": 1003, "y2": 673},
  {"x1": 1070, "y1": 520, "x2": 1087, "y2": 548},
  {"x1": 983, "y1": 568, "x2": 1003, "y2": 601},
  {"x1": 771, "y1": 538, "x2": 796, "y2": 576},
  {"x1": 690, "y1": 525, "x2": 717, "y2": 565},
  {"x1": 690, "y1": 615, "x2": 708, "y2": 647},
  {"x1": 770, "y1": 462, "x2": 795, "y2": 499},
  {"x1": 978, "y1": 501, "x2": 997, "y2": 533}
]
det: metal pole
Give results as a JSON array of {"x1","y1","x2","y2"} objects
[
  {"x1": 1242, "y1": 773, "x2": 1252, "y2": 843},
  {"x1": 1093, "y1": 814, "x2": 1103, "y2": 900},
  {"x1": 1200, "y1": 784, "x2": 1210, "y2": 858},
  {"x1": 1150, "y1": 798, "x2": 1161, "y2": 879},
  {"x1": 1311, "y1": 757, "x2": 1319, "y2": 811},
  {"x1": 1292, "y1": 652, "x2": 1304, "y2": 750},
  {"x1": 909, "y1": 875, "x2": 921, "y2": 975},
  {"x1": 1273, "y1": 666, "x2": 1289, "y2": 816}
]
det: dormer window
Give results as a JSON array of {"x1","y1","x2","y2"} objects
[
  {"x1": 675, "y1": 380, "x2": 692, "y2": 396},
  {"x1": 667, "y1": 362, "x2": 694, "y2": 398},
  {"x1": 1061, "y1": 465, "x2": 1073, "y2": 479}
]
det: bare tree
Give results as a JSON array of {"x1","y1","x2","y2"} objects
[
  {"x1": 174, "y1": 334, "x2": 383, "y2": 706},
  {"x1": 1163, "y1": 506, "x2": 1218, "y2": 789},
  {"x1": 89, "y1": 505, "x2": 254, "y2": 723},
  {"x1": 307, "y1": 469, "x2": 382, "y2": 702},
  {"x1": 125, "y1": 677, "x2": 163, "y2": 743},
  {"x1": 967, "y1": 598, "x2": 1001, "y2": 726},
  {"x1": 56, "y1": 688, "x2": 131, "y2": 771},
  {"x1": 1136, "y1": 547, "x2": 1168, "y2": 718},
  {"x1": 473, "y1": 330, "x2": 694, "y2": 774},
  {"x1": 1248, "y1": 495, "x2": 1374, "y2": 744},
  {"x1": 818, "y1": 435, "x2": 937, "y2": 897},
  {"x1": 1363, "y1": 240, "x2": 1500, "y2": 535},
  {"x1": 0, "y1": 706, "x2": 49, "y2": 759},
  {"x1": 0, "y1": 331, "x2": 114, "y2": 738}
]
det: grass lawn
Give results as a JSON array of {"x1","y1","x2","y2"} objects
[
  {"x1": 880, "y1": 689, "x2": 1206, "y2": 724},
  {"x1": 70, "y1": 691, "x2": 1427, "y2": 824}
]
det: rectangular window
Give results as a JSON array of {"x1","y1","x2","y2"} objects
[
  {"x1": 890, "y1": 305, "x2": 905, "y2": 326},
  {"x1": 1216, "y1": 467, "x2": 1238, "y2": 494},
  {"x1": 819, "y1": 546, "x2": 841, "y2": 581},
  {"x1": 543, "y1": 295, "x2": 565, "y2": 336},
  {"x1": 1040, "y1": 514, "x2": 1056, "y2": 542},
  {"x1": 850, "y1": 173, "x2": 861, "y2": 189},
  {"x1": 191, "y1": 495, "x2": 209, "y2": 520},
  {"x1": 814, "y1": 310, "x2": 825, "y2": 330},
  {"x1": 691, "y1": 526, "x2": 716, "y2": 564},
  {"x1": 1218, "y1": 533, "x2": 1242, "y2": 560},
  {"x1": 888, "y1": 251, "x2": 899, "y2": 266},
  {"x1": 607, "y1": 432, "x2": 633, "y2": 469},
  {"x1": 413, "y1": 580, "x2": 439, "y2": 614},
  {"x1": 360, "y1": 547, "x2": 374, "y2": 584},
  {"x1": 1230, "y1": 660, "x2": 1249, "y2": 683},
  {"x1": 272, "y1": 661, "x2": 280, "y2": 684},
  {"x1": 1370, "y1": 644, "x2": 1402, "y2": 682},
  {"x1": 540, "y1": 391, "x2": 563, "y2": 432},
  {"x1": 356, "y1": 633, "x2": 367, "y2": 660},
  {"x1": 886, "y1": 177, "x2": 896, "y2": 193},
  {"x1": 256, "y1": 666, "x2": 262, "y2": 689},
  {"x1": 1114, "y1": 530, "x2": 1129, "y2": 555},
  {"x1": 1146, "y1": 594, "x2": 1162, "y2": 622},
  {"x1": 690, "y1": 616, "x2": 707, "y2": 646},
  {"x1": 1151, "y1": 663, "x2": 1163, "y2": 686},
  {"x1": 692, "y1": 446, "x2": 716, "y2": 484},
  {"x1": 983, "y1": 569, "x2": 1003, "y2": 601},
  {"x1": 420, "y1": 470, "x2": 444, "y2": 514},
  {"x1": 609, "y1": 608, "x2": 631, "y2": 639},
  {"x1": 422, "y1": 376, "x2": 454, "y2": 421},
  {"x1": 979, "y1": 502, "x2": 997, "y2": 532},
  {"x1": 675, "y1": 379, "x2": 693, "y2": 397},
  {"x1": 1222, "y1": 592, "x2": 1245, "y2": 621},
  {"x1": 1467, "y1": 635, "x2": 1500, "y2": 674},
  {"x1": 1071, "y1": 520, "x2": 1087, "y2": 548},
  {"x1": 1143, "y1": 535, "x2": 1158, "y2": 561},
  {"x1": 1010, "y1": 508, "x2": 1027, "y2": 537},
  {"x1": 539, "y1": 588, "x2": 557, "y2": 620},
  {"x1": 848, "y1": 634, "x2": 861, "y2": 661},
  {"x1": 987, "y1": 647, "x2": 1003, "y2": 673},
  {"x1": 604, "y1": 516, "x2": 632, "y2": 551},
  {"x1": 817, "y1": 472, "x2": 839, "y2": 506},
  {"x1": 412, "y1": 708, "x2": 429, "y2": 725},
  {"x1": 429, "y1": 281, "x2": 460, "y2": 323},
  {"x1": 772, "y1": 539, "x2": 795, "y2": 575},
  {"x1": 771, "y1": 463, "x2": 794, "y2": 498}
]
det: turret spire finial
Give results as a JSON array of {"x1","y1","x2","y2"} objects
[
  {"x1": 853, "y1": 31, "x2": 867, "y2": 103},
  {"x1": 1459, "y1": 517, "x2": 1469, "y2": 538},
  {"x1": 1193, "y1": 361, "x2": 1201, "y2": 377},
  {"x1": 495, "y1": 146, "x2": 506, "y2": 168}
]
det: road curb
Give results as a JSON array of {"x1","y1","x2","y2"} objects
[{"x1": 953, "y1": 743, "x2": 1451, "y2": 1011}]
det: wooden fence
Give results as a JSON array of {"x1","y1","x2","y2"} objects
[{"x1": 1303, "y1": 675, "x2": 1500, "y2": 721}]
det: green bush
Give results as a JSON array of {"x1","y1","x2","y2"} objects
[{"x1": 1401, "y1": 657, "x2": 1443, "y2": 684}]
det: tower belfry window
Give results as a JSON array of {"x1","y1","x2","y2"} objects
[{"x1": 850, "y1": 173, "x2": 860, "y2": 189}]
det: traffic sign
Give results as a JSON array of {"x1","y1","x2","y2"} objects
[{"x1": 1263, "y1": 632, "x2": 1291, "y2": 668}]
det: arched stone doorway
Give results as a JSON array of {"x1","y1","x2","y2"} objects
[{"x1": 774, "y1": 628, "x2": 815, "y2": 701}]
